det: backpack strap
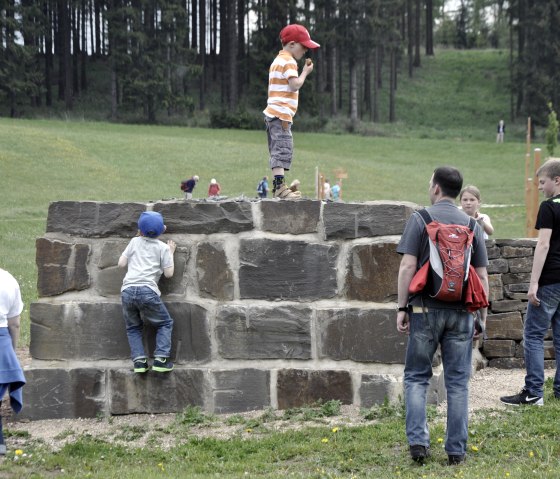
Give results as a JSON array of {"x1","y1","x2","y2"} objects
[{"x1": 417, "y1": 209, "x2": 432, "y2": 226}]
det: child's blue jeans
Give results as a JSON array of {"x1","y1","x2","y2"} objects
[{"x1": 121, "y1": 286, "x2": 173, "y2": 361}]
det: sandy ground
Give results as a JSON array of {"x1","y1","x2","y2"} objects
[{"x1": 1, "y1": 349, "x2": 555, "y2": 452}]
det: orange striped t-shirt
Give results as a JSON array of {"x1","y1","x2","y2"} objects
[{"x1": 263, "y1": 50, "x2": 299, "y2": 123}]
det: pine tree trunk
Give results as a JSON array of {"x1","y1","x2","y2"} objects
[
  {"x1": 425, "y1": 0, "x2": 434, "y2": 55},
  {"x1": 199, "y1": 0, "x2": 206, "y2": 110},
  {"x1": 413, "y1": 0, "x2": 421, "y2": 67}
]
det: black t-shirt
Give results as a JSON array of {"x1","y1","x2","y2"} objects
[{"x1": 536, "y1": 194, "x2": 560, "y2": 286}]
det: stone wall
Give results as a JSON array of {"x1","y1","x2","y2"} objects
[
  {"x1": 22, "y1": 199, "x2": 546, "y2": 420},
  {"x1": 484, "y1": 239, "x2": 557, "y2": 369}
]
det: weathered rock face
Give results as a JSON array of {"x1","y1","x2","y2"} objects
[{"x1": 24, "y1": 199, "x2": 537, "y2": 420}]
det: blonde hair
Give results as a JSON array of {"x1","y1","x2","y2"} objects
[
  {"x1": 459, "y1": 185, "x2": 482, "y2": 202},
  {"x1": 536, "y1": 158, "x2": 560, "y2": 179}
]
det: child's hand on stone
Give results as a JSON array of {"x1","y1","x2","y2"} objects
[{"x1": 167, "y1": 240, "x2": 176, "y2": 254}]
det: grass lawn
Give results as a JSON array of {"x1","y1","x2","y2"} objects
[
  {"x1": 1, "y1": 386, "x2": 560, "y2": 478},
  {"x1": 0, "y1": 118, "x2": 543, "y2": 346}
]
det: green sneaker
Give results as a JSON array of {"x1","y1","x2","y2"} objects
[
  {"x1": 133, "y1": 358, "x2": 149, "y2": 373},
  {"x1": 152, "y1": 357, "x2": 174, "y2": 372}
]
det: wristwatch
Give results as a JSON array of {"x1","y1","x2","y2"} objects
[{"x1": 396, "y1": 306, "x2": 408, "y2": 313}]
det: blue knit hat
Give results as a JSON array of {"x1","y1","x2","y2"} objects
[{"x1": 138, "y1": 211, "x2": 165, "y2": 238}]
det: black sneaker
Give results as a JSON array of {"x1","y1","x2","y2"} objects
[
  {"x1": 133, "y1": 358, "x2": 149, "y2": 373},
  {"x1": 448, "y1": 454, "x2": 466, "y2": 465},
  {"x1": 500, "y1": 387, "x2": 543, "y2": 406},
  {"x1": 152, "y1": 357, "x2": 174, "y2": 372},
  {"x1": 410, "y1": 444, "x2": 430, "y2": 463}
]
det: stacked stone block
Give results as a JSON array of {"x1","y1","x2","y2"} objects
[{"x1": 483, "y1": 239, "x2": 556, "y2": 369}]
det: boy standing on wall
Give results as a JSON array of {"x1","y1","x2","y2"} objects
[
  {"x1": 119, "y1": 211, "x2": 176, "y2": 373},
  {"x1": 263, "y1": 24, "x2": 320, "y2": 199},
  {"x1": 501, "y1": 158, "x2": 560, "y2": 405}
]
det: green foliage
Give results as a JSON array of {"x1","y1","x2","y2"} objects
[
  {"x1": 283, "y1": 400, "x2": 342, "y2": 421},
  {"x1": 175, "y1": 405, "x2": 214, "y2": 426},
  {"x1": 546, "y1": 102, "x2": 559, "y2": 157},
  {"x1": 209, "y1": 108, "x2": 263, "y2": 130}
]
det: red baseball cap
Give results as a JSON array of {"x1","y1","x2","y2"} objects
[{"x1": 280, "y1": 24, "x2": 320, "y2": 49}]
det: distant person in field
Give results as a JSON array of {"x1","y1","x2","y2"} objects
[
  {"x1": 208, "y1": 178, "x2": 221, "y2": 197},
  {"x1": 501, "y1": 158, "x2": 560, "y2": 406},
  {"x1": 331, "y1": 180, "x2": 341, "y2": 201},
  {"x1": 263, "y1": 24, "x2": 320, "y2": 199},
  {"x1": 0, "y1": 268, "x2": 26, "y2": 456},
  {"x1": 119, "y1": 211, "x2": 176, "y2": 374},
  {"x1": 323, "y1": 178, "x2": 332, "y2": 200},
  {"x1": 257, "y1": 176, "x2": 269, "y2": 198},
  {"x1": 496, "y1": 120, "x2": 505, "y2": 143},
  {"x1": 459, "y1": 185, "x2": 494, "y2": 239},
  {"x1": 181, "y1": 175, "x2": 199, "y2": 200}
]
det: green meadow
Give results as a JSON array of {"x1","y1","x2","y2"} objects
[{"x1": 0, "y1": 116, "x2": 540, "y2": 345}]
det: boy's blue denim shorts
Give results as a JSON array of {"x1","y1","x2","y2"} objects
[{"x1": 265, "y1": 116, "x2": 293, "y2": 170}]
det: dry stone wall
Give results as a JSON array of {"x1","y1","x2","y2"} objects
[{"x1": 23, "y1": 199, "x2": 545, "y2": 420}]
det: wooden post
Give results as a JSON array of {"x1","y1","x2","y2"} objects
[
  {"x1": 529, "y1": 148, "x2": 542, "y2": 237},
  {"x1": 315, "y1": 166, "x2": 319, "y2": 200},
  {"x1": 525, "y1": 117, "x2": 533, "y2": 237}
]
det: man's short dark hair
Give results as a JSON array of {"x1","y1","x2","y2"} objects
[{"x1": 432, "y1": 166, "x2": 463, "y2": 199}]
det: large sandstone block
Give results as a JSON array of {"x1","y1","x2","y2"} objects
[
  {"x1": 30, "y1": 302, "x2": 129, "y2": 360},
  {"x1": 110, "y1": 368, "x2": 205, "y2": 414},
  {"x1": 488, "y1": 274, "x2": 504, "y2": 302},
  {"x1": 501, "y1": 246, "x2": 533, "y2": 258},
  {"x1": 485, "y1": 312, "x2": 523, "y2": 340},
  {"x1": 36, "y1": 238, "x2": 91, "y2": 296},
  {"x1": 508, "y1": 257, "x2": 533, "y2": 273},
  {"x1": 277, "y1": 369, "x2": 352, "y2": 409},
  {"x1": 260, "y1": 200, "x2": 321, "y2": 234},
  {"x1": 317, "y1": 308, "x2": 407, "y2": 363},
  {"x1": 30, "y1": 301, "x2": 211, "y2": 362},
  {"x1": 323, "y1": 201, "x2": 417, "y2": 239},
  {"x1": 501, "y1": 272, "x2": 531, "y2": 285},
  {"x1": 215, "y1": 305, "x2": 311, "y2": 359},
  {"x1": 153, "y1": 201, "x2": 253, "y2": 234},
  {"x1": 19, "y1": 368, "x2": 105, "y2": 420},
  {"x1": 212, "y1": 369, "x2": 270, "y2": 413},
  {"x1": 196, "y1": 242, "x2": 234, "y2": 300},
  {"x1": 344, "y1": 242, "x2": 400, "y2": 302},
  {"x1": 359, "y1": 374, "x2": 403, "y2": 408},
  {"x1": 487, "y1": 258, "x2": 508, "y2": 274},
  {"x1": 239, "y1": 239, "x2": 338, "y2": 300},
  {"x1": 47, "y1": 201, "x2": 145, "y2": 237},
  {"x1": 482, "y1": 339, "x2": 516, "y2": 358},
  {"x1": 490, "y1": 300, "x2": 526, "y2": 313}
]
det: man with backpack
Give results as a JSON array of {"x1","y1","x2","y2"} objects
[{"x1": 396, "y1": 166, "x2": 489, "y2": 466}]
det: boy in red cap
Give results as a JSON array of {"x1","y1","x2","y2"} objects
[{"x1": 263, "y1": 24, "x2": 320, "y2": 199}]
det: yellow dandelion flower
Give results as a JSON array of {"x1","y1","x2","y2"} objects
[
  {"x1": 321, "y1": 438, "x2": 329, "y2": 443},
  {"x1": 471, "y1": 445, "x2": 479, "y2": 452},
  {"x1": 14, "y1": 450, "x2": 23, "y2": 456},
  {"x1": 245, "y1": 428, "x2": 252, "y2": 433},
  {"x1": 529, "y1": 451, "x2": 534, "y2": 457},
  {"x1": 332, "y1": 427, "x2": 339, "y2": 433},
  {"x1": 437, "y1": 438, "x2": 444, "y2": 443},
  {"x1": 506, "y1": 473, "x2": 510, "y2": 477}
]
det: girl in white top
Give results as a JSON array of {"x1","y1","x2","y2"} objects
[{"x1": 459, "y1": 185, "x2": 494, "y2": 239}]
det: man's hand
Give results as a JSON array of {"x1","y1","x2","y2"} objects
[
  {"x1": 397, "y1": 311, "x2": 409, "y2": 334},
  {"x1": 528, "y1": 282, "x2": 540, "y2": 306}
]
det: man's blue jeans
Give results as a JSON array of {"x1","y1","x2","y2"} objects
[
  {"x1": 121, "y1": 286, "x2": 173, "y2": 361},
  {"x1": 524, "y1": 282, "x2": 560, "y2": 398},
  {"x1": 404, "y1": 308, "x2": 473, "y2": 456}
]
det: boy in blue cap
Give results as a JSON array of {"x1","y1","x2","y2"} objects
[{"x1": 118, "y1": 211, "x2": 176, "y2": 373}]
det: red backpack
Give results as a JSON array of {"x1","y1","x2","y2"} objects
[{"x1": 409, "y1": 209, "x2": 483, "y2": 305}]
